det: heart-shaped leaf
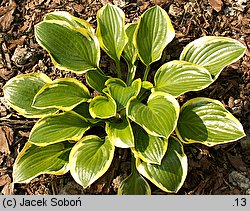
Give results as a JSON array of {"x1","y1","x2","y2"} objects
[
  {"x1": 35, "y1": 20, "x2": 100, "y2": 74},
  {"x1": 180, "y1": 36, "x2": 246, "y2": 78},
  {"x1": 69, "y1": 135, "x2": 115, "y2": 188},
  {"x1": 89, "y1": 93, "x2": 116, "y2": 119},
  {"x1": 32, "y1": 78, "x2": 90, "y2": 111},
  {"x1": 96, "y1": 3, "x2": 127, "y2": 62},
  {"x1": 118, "y1": 155, "x2": 151, "y2": 195},
  {"x1": 127, "y1": 91, "x2": 180, "y2": 138},
  {"x1": 3, "y1": 73, "x2": 56, "y2": 118},
  {"x1": 153, "y1": 60, "x2": 213, "y2": 97},
  {"x1": 105, "y1": 78, "x2": 141, "y2": 111},
  {"x1": 86, "y1": 70, "x2": 110, "y2": 93},
  {"x1": 44, "y1": 11, "x2": 94, "y2": 33},
  {"x1": 176, "y1": 98, "x2": 246, "y2": 146},
  {"x1": 131, "y1": 124, "x2": 168, "y2": 165},
  {"x1": 13, "y1": 141, "x2": 73, "y2": 183},
  {"x1": 134, "y1": 5, "x2": 175, "y2": 66},
  {"x1": 29, "y1": 111, "x2": 90, "y2": 146},
  {"x1": 136, "y1": 136, "x2": 188, "y2": 193},
  {"x1": 106, "y1": 112, "x2": 134, "y2": 148}
]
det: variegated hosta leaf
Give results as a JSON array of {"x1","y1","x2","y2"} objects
[
  {"x1": 106, "y1": 112, "x2": 134, "y2": 148},
  {"x1": 29, "y1": 111, "x2": 91, "y2": 146},
  {"x1": 3, "y1": 73, "x2": 56, "y2": 118},
  {"x1": 153, "y1": 60, "x2": 213, "y2": 97},
  {"x1": 89, "y1": 93, "x2": 116, "y2": 119},
  {"x1": 118, "y1": 156, "x2": 151, "y2": 195},
  {"x1": 44, "y1": 11, "x2": 94, "y2": 33},
  {"x1": 131, "y1": 124, "x2": 168, "y2": 165},
  {"x1": 118, "y1": 171, "x2": 151, "y2": 195},
  {"x1": 32, "y1": 78, "x2": 90, "y2": 111},
  {"x1": 86, "y1": 70, "x2": 110, "y2": 93},
  {"x1": 69, "y1": 135, "x2": 115, "y2": 188},
  {"x1": 136, "y1": 136, "x2": 188, "y2": 193},
  {"x1": 105, "y1": 78, "x2": 141, "y2": 111},
  {"x1": 123, "y1": 23, "x2": 138, "y2": 85},
  {"x1": 123, "y1": 23, "x2": 138, "y2": 67},
  {"x1": 127, "y1": 91, "x2": 180, "y2": 138},
  {"x1": 96, "y1": 3, "x2": 127, "y2": 62},
  {"x1": 180, "y1": 36, "x2": 246, "y2": 78},
  {"x1": 176, "y1": 98, "x2": 246, "y2": 146},
  {"x1": 142, "y1": 81, "x2": 154, "y2": 90},
  {"x1": 35, "y1": 21, "x2": 100, "y2": 74},
  {"x1": 73, "y1": 102, "x2": 102, "y2": 124},
  {"x1": 134, "y1": 5, "x2": 175, "y2": 66},
  {"x1": 13, "y1": 141, "x2": 73, "y2": 183}
]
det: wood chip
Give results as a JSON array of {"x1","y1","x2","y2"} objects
[
  {"x1": 208, "y1": 0, "x2": 223, "y2": 12},
  {"x1": 1, "y1": 182, "x2": 14, "y2": 195},
  {"x1": 0, "y1": 174, "x2": 11, "y2": 187},
  {"x1": 0, "y1": 1, "x2": 16, "y2": 31},
  {"x1": 228, "y1": 96, "x2": 235, "y2": 108},
  {"x1": 0, "y1": 126, "x2": 14, "y2": 154},
  {"x1": 0, "y1": 68, "x2": 14, "y2": 80},
  {"x1": 227, "y1": 153, "x2": 247, "y2": 172},
  {"x1": 72, "y1": 3, "x2": 85, "y2": 13}
]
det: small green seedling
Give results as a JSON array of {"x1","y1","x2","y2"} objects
[{"x1": 3, "y1": 4, "x2": 246, "y2": 194}]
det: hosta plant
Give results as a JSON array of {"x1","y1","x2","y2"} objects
[{"x1": 3, "y1": 4, "x2": 246, "y2": 194}]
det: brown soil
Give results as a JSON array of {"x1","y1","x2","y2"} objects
[{"x1": 0, "y1": 0, "x2": 250, "y2": 195}]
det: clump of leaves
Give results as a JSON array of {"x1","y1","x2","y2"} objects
[{"x1": 3, "y1": 4, "x2": 246, "y2": 194}]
